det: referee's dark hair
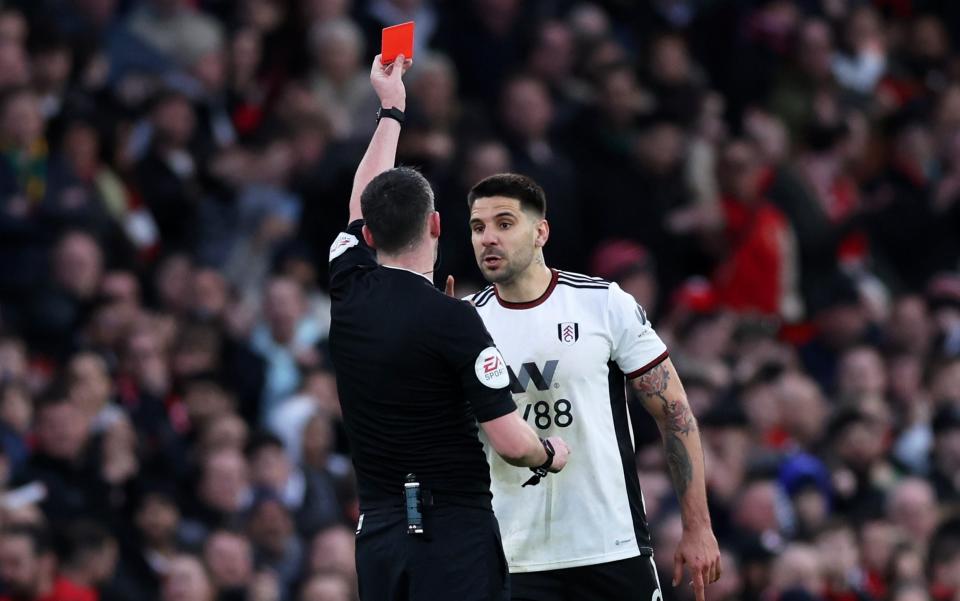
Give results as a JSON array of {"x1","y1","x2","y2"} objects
[
  {"x1": 361, "y1": 167, "x2": 435, "y2": 254},
  {"x1": 467, "y1": 173, "x2": 547, "y2": 217}
]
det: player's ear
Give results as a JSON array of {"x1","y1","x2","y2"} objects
[
  {"x1": 361, "y1": 224, "x2": 377, "y2": 249},
  {"x1": 429, "y1": 211, "x2": 441, "y2": 239},
  {"x1": 534, "y1": 218, "x2": 550, "y2": 248}
]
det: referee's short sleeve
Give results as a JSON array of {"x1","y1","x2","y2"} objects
[
  {"x1": 607, "y1": 282, "x2": 669, "y2": 378},
  {"x1": 328, "y1": 220, "x2": 377, "y2": 299},
  {"x1": 441, "y1": 302, "x2": 517, "y2": 423}
]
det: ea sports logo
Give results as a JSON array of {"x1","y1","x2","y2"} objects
[
  {"x1": 475, "y1": 347, "x2": 509, "y2": 389},
  {"x1": 328, "y1": 232, "x2": 359, "y2": 260}
]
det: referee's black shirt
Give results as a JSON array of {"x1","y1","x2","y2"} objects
[{"x1": 328, "y1": 220, "x2": 517, "y2": 509}]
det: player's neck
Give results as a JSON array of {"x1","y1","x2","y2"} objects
[{"x1": 496, "y1": 261, "x2": 553, "y2": 303}]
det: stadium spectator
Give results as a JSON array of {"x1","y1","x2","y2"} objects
[
  {"x1": 58, "y1": 521, "x2": 127, "y2": 601},
  {"x1": 930, "y1": 406, "x2": 960, "y2": 503},
  {"x1": 184, "y1": 448, "x2": 251, "y2": 539},
  {"x1": 159, "y1": 554, "x2": 215, "y2": 601},
  {"x1": 124, "y1": 485, "x2": 181, "y2": 600},
  {"x1": 201, "y1": 529, "x2": 254, "y2": 601},
  {"x1": 299, "y1": 572, "x2": 352, "y2": 601},
  {"x1": 307, "y1": 525, "x2": 356, "y2": 592},
  {"x1": 15, "y1": 386, "x2": 108, "y2": 526},
  {"x1": 0, "y1": 525, "x2": 96, "y2": 601},
  {"x1": 245, "y1": 490, "x2": 303, "y2": 598},
  {"x1": 308, "y1": 18, "x2": 376, "y2": 140}
]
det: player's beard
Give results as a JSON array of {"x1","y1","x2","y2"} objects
[{"x1": 480, "y1": 243, "x2": 537, "y2": 285}]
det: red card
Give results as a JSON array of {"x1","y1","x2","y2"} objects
[{"x1": 381, "y1": 21, "x2": 415, "y2": 65}]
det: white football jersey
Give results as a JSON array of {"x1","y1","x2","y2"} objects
[{"x1": 467, "y1": 270, "x2": 669, "y2": 573}]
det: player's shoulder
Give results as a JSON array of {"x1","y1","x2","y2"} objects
[
  {"x1": 555, "y1": 271, "x2": 640, "y2": 318},
  {"x1": 466, "y1": 284, "x2": 498, "y2": 308},
  {"x1": 555, "y1": 270, "x2": 611, "y2": 291}
]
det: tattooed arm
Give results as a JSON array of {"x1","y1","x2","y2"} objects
[{"x1": 632, "y1": 358, "x2": 720, "y2": 601}]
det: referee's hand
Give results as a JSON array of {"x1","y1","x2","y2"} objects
[
  {"x1": 545, "y1": 436, "x2": 570, "y2": 473},
  {"x1": 371, "y1": 53, "x2": 412, "y2": 111}
]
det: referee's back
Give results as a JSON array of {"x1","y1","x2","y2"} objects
[{"x1": 328, "y1": 219, "x2": 516, "y2": 507}]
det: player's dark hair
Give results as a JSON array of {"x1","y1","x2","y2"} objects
[
  {"x1": 467, "y1": 173, "x2": 546, "y2": 217},
  {"x1": 360, "y1": 167, "x2": 435, "y2": 254}
]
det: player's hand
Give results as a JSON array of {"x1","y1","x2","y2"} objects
[
  {"x1": 546, "y1": 436, "x2": 570, "y2": 473},
  {"x1": 445, "y1": 276, "x2": 478, "y2": 306},
  {"x1": 673, "y1": 526, "x2": 721, "y2": 601},
  {"x1": 370, "y1": 53, "x2": 411, "y2": 111}
]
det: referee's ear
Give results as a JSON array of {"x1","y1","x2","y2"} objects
[{"x1": 362, "y1": 225, "x2": 377, "y2": 249}]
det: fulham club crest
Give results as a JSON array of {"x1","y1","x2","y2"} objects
[{"x1": 558, "y1": 322, "x2": 579, "y2": 345}]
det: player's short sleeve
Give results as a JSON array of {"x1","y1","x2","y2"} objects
[
  {"x1": 328, "y1": 220, "x2": 377, "y2": 300},
  {"x1": 607, "y1": 282, "x2": 669, "y2": 379},
  {"x1": 440, "y1": 302, "x2": 517, "y2": 423}
]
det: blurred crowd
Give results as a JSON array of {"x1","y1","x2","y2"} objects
[{"x1": 0, "y1": 1, "x2": 959, "y2": 601}]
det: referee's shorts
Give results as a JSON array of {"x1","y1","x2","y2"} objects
[
  {"x1": 355, "y1": 502, "x2": 510, "y2": 601},
  {"x1": 510, "y1": 554, "x2": 663, "y2": 601}
]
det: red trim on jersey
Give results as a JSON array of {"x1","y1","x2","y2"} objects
[
  {"x1": 494, "y1": 269, "x2": 559, "y2": 310},
  {"x1": 624, "y1": 350, "x2": 670, "y2": 379}
]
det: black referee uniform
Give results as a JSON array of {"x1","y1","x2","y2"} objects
[{"x1": 328, "y1": 219, "x2": 518, "y2": 601}]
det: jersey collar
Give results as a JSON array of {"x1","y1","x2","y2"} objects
[
  {"x1": 380, "y1": 264, "x2": 433, "y2": 283},
  {"x1": 494, "y1": 269, "x2": 559, "y2": 310}
]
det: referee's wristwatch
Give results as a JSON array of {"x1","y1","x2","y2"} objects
[
  {"x1": 522, "y1": 438, "x2": 555, "y2": 487},
  {"x1": 376, "y1": 106, "x2": 405, "y2": 125}
]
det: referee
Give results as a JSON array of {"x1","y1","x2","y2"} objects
[{"x1": 328, "y1": 55, "x2": 570, "y2": 601}]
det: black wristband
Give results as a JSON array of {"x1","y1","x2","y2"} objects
[
  {"x1": 522, "y1": 438, "x2": 555, "y2": 487},
  {"x1": 376, "y1": 106, "x2": 405, "y2": 125},
  {"x1": 537, "y1": 438, "x2": 555, "y2": 471}
]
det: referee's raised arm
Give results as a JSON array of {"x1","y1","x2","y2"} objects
[{"x1": 347, "y1": 53, "x2": 411, "y2": 224}]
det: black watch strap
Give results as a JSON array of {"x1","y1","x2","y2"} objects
[
  {"x1": 376, "y1": 106, "x2": 405, "y2": 125},
  {"x1": 522, "y1": 438, "x2": 555, "y2": 487}
]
